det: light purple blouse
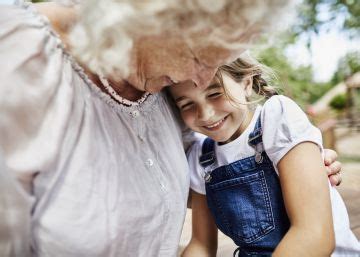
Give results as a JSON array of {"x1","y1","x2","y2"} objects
[{"x1": 0, "y1": 3, "x2": 190, "y2": 256}]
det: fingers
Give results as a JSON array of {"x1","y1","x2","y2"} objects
[
  {"x1": 326, "y1": 161, "x2": 342, "y2": 176},
  {"x1": 328, "y1": 171, "x2": 342, "y2": 187},
  {"x1": 323, "y1": 148, "x2": 338, "y2": 166},
  {"x1": 323, "y1": 149, "x2": 342, "y2": 187}
]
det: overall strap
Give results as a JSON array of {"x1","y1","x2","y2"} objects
[
  {"x1": 199, "y1": 137, "x2": 216, "y2": 168},
  {"x1": 248, "y1": 113, "x2": 265, "y2": 164}
]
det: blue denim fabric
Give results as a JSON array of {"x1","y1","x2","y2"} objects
[{"x1": 200, "y1": 115, "x2": 290, "y2": 256}]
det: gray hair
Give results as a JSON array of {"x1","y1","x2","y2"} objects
[{"x1": 69, "y1": 0, "x2": 296, "y2": 78}]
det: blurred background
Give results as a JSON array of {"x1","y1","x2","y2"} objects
[{"x1": 4, "y1": 0, "x2": 359, "y2": 255}]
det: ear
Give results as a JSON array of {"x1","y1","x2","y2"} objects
[{"x1": 242, "y1": 76, "x2": 253, "y2": 97}]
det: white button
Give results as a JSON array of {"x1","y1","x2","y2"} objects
[
  {"x1": 145, "y1": 158, "x2": 154, "y2": 167},
  {"x1": 130, "y1": 110, "x2": 140, "y2": 118},
  {"x1": 138, "y1": 135, "x2": 145, "y2": 141}
]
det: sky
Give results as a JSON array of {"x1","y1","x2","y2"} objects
[
  {"x1": 285, "y1": 2, "x2": 360, "y2": 83},
  {"x1": 286, "y1": 31, "x2": 360, "y2": 82}
]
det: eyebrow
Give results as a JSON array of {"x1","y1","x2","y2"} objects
[
  {"x1": 207, "y1": 83, "x2": 222, "y2": 91},
  {"x1": 174, "y1": 96, "x2": 188, "y2": 103}
]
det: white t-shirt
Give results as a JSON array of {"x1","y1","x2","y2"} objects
[{"x1": 188, "y1": 95, "x2": 360, "y2": 256}]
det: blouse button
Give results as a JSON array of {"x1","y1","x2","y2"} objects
[
  {"x1": 145, "y1": 158, "x2": 154, "y2": 167},
  {"x1": 130, "y1": 110, "x2": 140, "y2": 118},
  {"x1": 138, "y1": 134, "x2": 145, "y2": 141}
]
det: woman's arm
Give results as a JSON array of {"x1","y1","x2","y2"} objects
[
  {"x1": 181, "y1": 190, "x2": 218, "y2": 257},
  {"x1": 273, "y1": 142, "x2": 335, "y2": 257}
]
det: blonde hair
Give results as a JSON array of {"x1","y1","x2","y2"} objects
[
  {"x1": 69, "y1": 0, "x2": 296, "y2": 78},
  {"x1": 215, "y1": 53, "x2": 278, "y2": 105}
]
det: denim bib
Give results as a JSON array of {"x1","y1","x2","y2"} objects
[{"x1": 199, "y1": 115, "x2": 290, "y2": 257}]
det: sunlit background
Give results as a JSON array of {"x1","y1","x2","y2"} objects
[{"x1": 2, "y1": 0, "x2": 359, "y2": 255}]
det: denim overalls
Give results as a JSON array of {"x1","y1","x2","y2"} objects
[{"x1": 199, "y1": 115, "x2": 290, "y2": 256}]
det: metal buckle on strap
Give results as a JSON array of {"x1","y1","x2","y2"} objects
[
  {"x1": 254, "y1": 143, "x2": 264, "y2": 164},
  {"x1": 255, "y1": 152, "x2": 263, "y2": 164},
  {"x1": 204, "y1": 172, "x2": 212, "y2": 183}
]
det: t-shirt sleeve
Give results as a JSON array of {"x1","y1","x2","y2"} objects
[
  {"x1": 261, "y1": 95, "x2": 323, "y2": 168},
  {"x1": 186, "y1": 138, "x2": 207, "y2": 195},
  {"x1": 0, "y1": 4, "x2": 75, "y2": 190}
]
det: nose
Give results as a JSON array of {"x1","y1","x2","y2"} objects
[{"x1": 197, "y1": 102, "x2": 215, "y2": 122}]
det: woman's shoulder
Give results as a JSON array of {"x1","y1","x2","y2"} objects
[
  {"x1": 0, "y1": 3, "x2": 59, "y2": 57},
  {"x1": 34, "y1": 2, "x2": 77, "y2": 47},
  {"x1": 0, "y1": 2, "x2": 76, "y2": 52},
  {"x1": 260, "y1": 95, "x2": 322, "y2": 166}
]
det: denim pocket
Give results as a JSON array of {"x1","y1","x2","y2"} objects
[{"x1": 208, "y1": 170, "x2": 274, "y2": 243}]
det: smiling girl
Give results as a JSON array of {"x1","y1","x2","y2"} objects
[{"x1": 169, "y1": 55, "x2": 360, "y2": 257}]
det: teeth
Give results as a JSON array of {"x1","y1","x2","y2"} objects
[{"x1": 205, "y1": 118, "x2": 224, "y2": 128}]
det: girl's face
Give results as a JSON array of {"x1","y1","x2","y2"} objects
[{"x1": 170, "y1": 74, "x2": 253, "y2": 144}]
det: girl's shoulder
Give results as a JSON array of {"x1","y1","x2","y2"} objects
[
  {"x1": 261, "y1": 95, "x2": 309, "y2": 125},
  {"x1": 260, "y1": 95, "x2": 323, "y2": 167},
  {"x1": 262, "y1": 95, "x2": 301, "y2": 112}
]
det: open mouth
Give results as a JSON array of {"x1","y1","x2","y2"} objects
[{"x1": 203, "y1": 116, "x2": 228, "y2": 131}]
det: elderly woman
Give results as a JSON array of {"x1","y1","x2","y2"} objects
[{"x1": 0, "y1": 0, "x2": 342, "y2": 256}]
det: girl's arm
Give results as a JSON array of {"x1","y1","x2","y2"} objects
[
  {"x1": 273, "y1": 142, "x2": 335, "y2": 257},
  {"x1": 181, "y1": 190, "x2": 218, "y2": 257}
]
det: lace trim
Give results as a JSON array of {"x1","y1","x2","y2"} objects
[{"x1": 98, "y1": 75, "x2": 150, "y2": 107}]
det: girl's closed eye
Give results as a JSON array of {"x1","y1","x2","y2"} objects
[
  {"x1": 207, "y1": 87, "x2": 224, "y2": 99},
  {"x1": 178, "y1": 101, "x2": 194, "y2": 111},
  {"x1": 207, "y1": 92, "x2": 223, "y2": 98}
]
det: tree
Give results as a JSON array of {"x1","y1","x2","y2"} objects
[
  {"x1": 254, "y1": 46, "x2": 333, "y2": 107},
  {"x1": 293, "y1": 0, "x2": 360, "y2": 40},
  {"x1": 331, "y1": 51, "x2": 360, "y2": 84}
]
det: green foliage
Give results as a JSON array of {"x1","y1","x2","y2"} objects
[
  {"x1": 254, "y1": 46, "x2": 334, "y2": 107},
  {"x1": 294, "y1": 0, "x2": 360, "y2": 39},
  {"x1": 254, "y1": 0, "x2": 360, "y2": 106},
  {"x1": 331, "y1": 51, "x2": 360, "y2": 84},
  {"x1": 329, "y1": 93, "x2": 347, "y2": 110}
]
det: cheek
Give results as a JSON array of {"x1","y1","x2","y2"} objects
[
  {"x1": 181, "y1": 111, "x2": 196, "y2": 129},
  {"x1": 214, "y1": 97, "x2": 235, "y2": 112}
]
